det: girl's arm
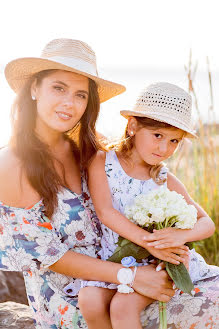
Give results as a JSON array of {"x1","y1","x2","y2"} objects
[
  {"x1": 145, "y1": 172, "x2": 215, "y2": 249},
  {"x1": 88, "y1": 151, "x2": 188, "y2": 264}
]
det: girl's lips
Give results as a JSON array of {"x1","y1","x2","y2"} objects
[{"x1": 152, "y1": 153, "x2": 162, "y2": 157}]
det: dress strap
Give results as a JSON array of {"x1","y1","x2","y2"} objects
[{"x1": 105, "y1": 150, "x2": 120, "y2": 176}]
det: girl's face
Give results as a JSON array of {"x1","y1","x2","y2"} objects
[
  {"x1": 128, "y1": 118, "x2": 184, "y2": 166},
  {"x1": 31, "y1": 70, "x2": 89, "y2": 135}
]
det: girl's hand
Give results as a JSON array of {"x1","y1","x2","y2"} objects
[
  {"x1": 145, "y1": 244, "x2": 189, "y2": 265},
  {"x1": 143, "y1": 227, "x2": 188, "y2": 249},
  {"x1": 180, "y1": 252, "x2": 190, "y2": 271}
]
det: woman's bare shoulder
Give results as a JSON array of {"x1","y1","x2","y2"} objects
[
  {"x1": 0, "y1": 147, "x2": 23, "y2": 204},
  {"x1": 0, "y1": 147, "x2": 20, "y2": 174}
]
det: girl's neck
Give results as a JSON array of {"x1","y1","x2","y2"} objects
[{"x1": 116, "y1": 150, "x2": 152, "y2": 181}]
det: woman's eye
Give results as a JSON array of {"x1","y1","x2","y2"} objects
[
  {"x1": 154, "y1": 133, "x2": 162, "y2": 139},
  {"x1": 54, "y1": 86, "x2": 64, "y2": 92},
  {"x1": 77, "y1": 93, "x2": 87, "y2": 99}
]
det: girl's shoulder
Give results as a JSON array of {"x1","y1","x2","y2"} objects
[
  {"x1": 88, "y1": 150, "x2": 107, "y2": 172},
  {"x1": 167, "y1": 171, "x2": 188, "y2": 195}
]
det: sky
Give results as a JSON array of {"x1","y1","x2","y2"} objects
[{"x1": 0, "y1": 0, "x2": 219, "y2": 145}]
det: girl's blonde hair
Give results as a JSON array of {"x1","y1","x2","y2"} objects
[{"x1": 111, "y1": 117, "x2": 182, "y2": 184}]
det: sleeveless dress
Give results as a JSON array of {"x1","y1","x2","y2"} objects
[
  {"x1": 100, "y1": 151, "x2": 219, "y2": 329},
  {"x1": 0, "y1": 177, "x2": 101, "y2": 329}
]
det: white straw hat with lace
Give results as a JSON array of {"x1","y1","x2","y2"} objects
[
  {"x1": 5, "y1": 38, "x2": 126, "y2": 103},
  {"x1": 120, "y1": 82, "x2": 197, "y2": 138}
]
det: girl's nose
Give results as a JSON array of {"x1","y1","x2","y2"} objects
[{"x1": 158, "y1": 141, "x2": 168, "y2": 154}]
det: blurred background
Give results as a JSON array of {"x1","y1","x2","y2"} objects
[{"x1": 0, "y1": 0, "x2": 218, "y2": 265}]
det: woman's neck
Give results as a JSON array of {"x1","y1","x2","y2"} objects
[{"x1": 35, "y1": 120, "x2": 66, "y2": 150}]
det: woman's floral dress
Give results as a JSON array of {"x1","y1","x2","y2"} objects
[
  {"x1": 0, "y1": 177, "x2": 101, "y2": 329},
  {"x1": 102, "y1": 150, "x2": 219, "y2": 329}
]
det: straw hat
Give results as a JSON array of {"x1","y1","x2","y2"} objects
[
  {"x1": 120, "y1": 82, "x2": 197, "y2": 138},
  {"x1": 5, "y1": 38, "x2": 126, "y2": 103}
]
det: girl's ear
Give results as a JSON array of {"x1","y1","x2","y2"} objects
[{"x1": 127, "y1": 117, "x2": 138, "y2": 136}]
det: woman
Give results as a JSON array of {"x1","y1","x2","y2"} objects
[{"x1": 0, "y1": 38, "x2": 176, "y2": 329}]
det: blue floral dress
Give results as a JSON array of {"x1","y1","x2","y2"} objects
[{"x1": 0, "y1": 177, "x2": 101, "y2": 329}]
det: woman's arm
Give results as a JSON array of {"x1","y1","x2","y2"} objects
[
  {"x1": 88, "y1": 151, "x2": 188, "y2": 264},
  {"x1": 49, "y1": 250, "x2": 175, "y2": 302},
  {"x1": 145, "y1": 172, "x2": 215, "y2": 249}
]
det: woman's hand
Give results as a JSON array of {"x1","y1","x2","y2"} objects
[
  {"x1": 145, "y1": 244, "x2": 189, "y2": 265},
  {"x1": 133, "y1": 264, "x2": 175, "y2": 302},
  {"x1": 144, "y1": 228, "x2": 188, "y2": 249}
]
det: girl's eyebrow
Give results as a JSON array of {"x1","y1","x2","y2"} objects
[
  {"x1": 52, "y1": 80, "x2": 89, "y2": 95},
  {"x1": 153, "y1": 129, "x2": 183, "y2": 139}
]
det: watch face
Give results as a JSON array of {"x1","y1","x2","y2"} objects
[{"x1": 117, "y1": 268, "x2": 133, "y2": 284}]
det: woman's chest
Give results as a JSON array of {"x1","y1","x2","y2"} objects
[{"x1": 52, "y1": 192, "x2": 100, "y2": 249}]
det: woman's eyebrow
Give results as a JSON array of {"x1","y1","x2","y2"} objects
[
  {"x1": 52, "y1": 80, "x2": 89, "y2": 95},
  {"x1": 52, "y1": 80, "x2": 68, "y2": 87},
  {"x1": 77, "y1": 90, "x2": 89, "y2": 95}
]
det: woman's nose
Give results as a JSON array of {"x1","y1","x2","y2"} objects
[{"x1": 63, "y1": 94, "x2": 75, "y2": 108}]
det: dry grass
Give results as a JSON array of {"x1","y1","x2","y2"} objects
[{"x1": 167, "y1": 51, "x2": 219, "y2": 265}]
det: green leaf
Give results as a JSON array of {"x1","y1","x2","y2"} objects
[
  {"x1": 186, "y1": 242, "x2": 195, "y2": 250},
  {"x1": 120, "y1": 238, "x2": 131, "y2": 247},
  {"x1": 107, "y1": 238, "x2": 150, "y2": 263},
  {"x1": 165, "y1": 262, "x2": 194, "y2": 295}
]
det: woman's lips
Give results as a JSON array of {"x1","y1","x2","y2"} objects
[{"x1": 56, "y1": 111, "x2": 72, "y2": 120}]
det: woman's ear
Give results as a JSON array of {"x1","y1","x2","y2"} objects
[
  {"x1": 30, "y1": 79, "x2": 37, "y2": 100},
  {"x1": 127, "y1": 117, "x2": 138, "y2": 136}
]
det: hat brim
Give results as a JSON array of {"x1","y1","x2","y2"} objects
[
  {"x1": 5, "y1": 57, "x2": 126, "y2": 103},
  {"x1": 120, "y1": 110, "x2": 198, "y2": 139}
]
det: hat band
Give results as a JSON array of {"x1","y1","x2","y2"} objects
[{"x1": 41, "y1": 56, "x2": 98, "y2": 76}]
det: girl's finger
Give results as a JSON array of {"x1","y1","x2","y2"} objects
[
  {"x1": 154, "y1": 243, "x2": 174, "y2": 249},
  {"x1": 147, "y1": 239, "x2": 166, "y2": 247}
]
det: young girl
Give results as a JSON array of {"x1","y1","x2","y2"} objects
[{"x1": 77, "y1": 82, "x2": 219, "y2": 329}]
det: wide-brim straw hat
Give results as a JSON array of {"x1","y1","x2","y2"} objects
[
  {"x1": 120, "y1": 82, "x2": 197, "y2": 138},
  {"x1": 5, "y1": 38, "x2": 126, "y2": 103}
]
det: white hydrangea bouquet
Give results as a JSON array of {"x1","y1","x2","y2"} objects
[{"x1": 108, "y1": 186, "x2": 197, "y2": 329}]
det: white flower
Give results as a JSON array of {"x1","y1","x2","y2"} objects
[{"x1": 124, "y1": 187, "x2": 197, "y2": 229}]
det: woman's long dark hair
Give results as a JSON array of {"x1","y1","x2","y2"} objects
[{"x1": 10, "y1": 69, "x2": 101, "y2": 218}]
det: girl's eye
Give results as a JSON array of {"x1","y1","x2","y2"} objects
[
  {"x1": 54, "y1": 85, "x2": 65, "y2": 92},
  {"x1": 171, "y1": 139, "x2": 179, "y2": 144},
  {"x1": 154, "y1": 133, "x2": 162, "y2": 139}
]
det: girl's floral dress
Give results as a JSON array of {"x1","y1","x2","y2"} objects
[
  {"x1": 0, "y1": 177, "x2": 101, "y2": 329},
  {"x1": 102, "y1": 150, "x2": 219, "y2": 329}
]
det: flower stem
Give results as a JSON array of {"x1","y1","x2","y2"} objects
[{"x1": 159, "y1": 301, "x2": 167, "y2": 329}]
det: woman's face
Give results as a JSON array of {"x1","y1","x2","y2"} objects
[{"x1": 31, "y1": 70, "x2": 89, "y2": 134}]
